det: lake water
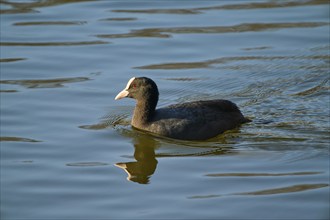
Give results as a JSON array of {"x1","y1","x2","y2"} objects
[{"x1": 1, "y1": 0, "x2": 329, "y2": 219}]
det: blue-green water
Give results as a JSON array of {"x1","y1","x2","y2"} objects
[{"x1": 1, "y1": 0, "x2": 329, "y2": 219}]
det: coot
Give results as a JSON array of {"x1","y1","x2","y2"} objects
[{"x1": 115, "y1": 77, "x2": 249, "y2": 140}]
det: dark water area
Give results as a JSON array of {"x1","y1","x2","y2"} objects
[{"x1": 1, "y1": 0, "x2": 329, "y2": 219}]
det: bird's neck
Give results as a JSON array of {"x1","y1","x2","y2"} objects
[{"x1": 132, "y1": 99, "x2": 156, "y2": 128}]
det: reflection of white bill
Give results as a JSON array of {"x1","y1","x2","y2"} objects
[
  {"x1": 115, "y1": 163, "x2": 132, "y2": 182},
  {"x1": 115, "y1": 159, "x2": 158, "y2": 185}
]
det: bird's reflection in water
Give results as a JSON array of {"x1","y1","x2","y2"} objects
[
  {"x1": 115, "y1": 128, "x2": 236, "y2": 184},
  {"x1": 115, "y1": 133, "x2": 158, "y2": 184}
]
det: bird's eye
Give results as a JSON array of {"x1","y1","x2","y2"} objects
[{"x1": 131, "y1": 83, "x2": 136, "y2": 89}]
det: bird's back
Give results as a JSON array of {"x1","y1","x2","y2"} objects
[{"x1": 143, "y1": 99, "x2": 248, "y2": 140}]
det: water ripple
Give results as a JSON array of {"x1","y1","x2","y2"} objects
[
  {"x1": 0, "y1": 41, "x2": 109, "y2": 47},
  {"x1": 0, "y1": 0, "x2": 95, "y2": 14},
  {"x1": 97, "y1": 22, "x2": 329, "y2": 39},
  {"x1": 205, "y1": 171, "x2": 322, "y2": 177},
  {"x1": 79, "y1": 114, "x2": 130, "y2": 130},
  {"x1": 66, "y1": 162, "x2": 109, "y2": 167},
  {"x1": 111, "y1": 0, "x2": 327, "y2": 15},
  {"x1": 134, "y1": 55, "x2": 329, "y2": 70},
  {"x1": 0, "y1": 58, "x2": 27, "y2": 62},
  {"x1": 112, "y1": 8, "x2": 200, "y2": 15},
  {"x1": 13, "y1": 21, "x2": 87, "y2": 26},
  {"x1": 237, "y1": 184, "x2": 329, "y2": 196},
  {"x1": 189, "y1": 183, "x2": 329, "y2": 199},
  {"x1": 99, "y1": 17, "x2": 137, "y2": 22},
  {"x1": 292, "y1": 78, "x2": 329, "y2": 96},
  {"x1": 0, "y1": 136, "x2": 41, "y2": 142},
  {"x1": 0, "y1": 77, "x2": 90, "y2": 89}
]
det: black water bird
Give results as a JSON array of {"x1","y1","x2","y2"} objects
[{"x1": 115, "y1": 77, "x2": 249, "y2": 140}]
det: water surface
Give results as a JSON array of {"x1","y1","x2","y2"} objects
[{"x1": 1, "y1": 0, "x2": 329, "y2": 219}]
